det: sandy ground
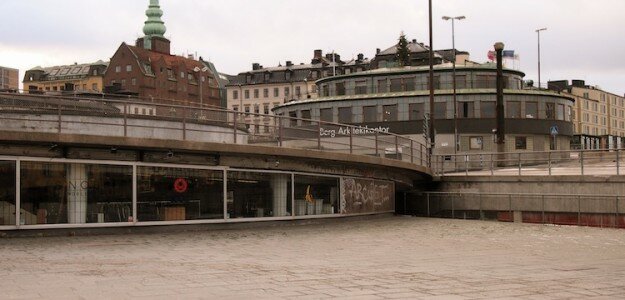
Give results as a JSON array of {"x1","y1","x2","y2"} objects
[{"x1": 1, "y1": 216, "x2": 624, "y2": 299}]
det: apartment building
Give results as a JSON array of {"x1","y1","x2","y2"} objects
[
  {"x1": 0, "y1": 66, "x2": 19, "y2": 91},
  {"x1": 23, "y1": 61, "x2": 108, "y2": 93},
  {"x1": 549, "y1": 80, "x2": 625, "y2": 149}
]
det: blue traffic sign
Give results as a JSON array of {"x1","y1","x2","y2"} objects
[{"x1": 550, "y1": 125, "x2": 559, "y2": 136}]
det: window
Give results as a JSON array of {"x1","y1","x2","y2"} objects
[
  {"x1": 244, "y1": 90, "x2": 250, "y2": 99},
  {"x1": 263, "y1": 104, "x2": 269, "y2": 114},
  {"x1": 180, "y1": 72, "x2": 185, "y2": 79},
  {"x1": 254, "y1": 104, "x2": 260, "y2": 114},
  {"x1": 273, "y1": 87, "x2": 279, "y2": 97},
  {"x1": 556, "y1": 104, "x2": 565, "y2": 120},
  {"x1": 284, "y1": 87, "x2": 290, "y2": 98},
  {"x1": 115, "y1": 66, "x2": 121, "y2": 73},
  {"x1": 507, "y1": 101, "x2": 521, "y2": 118},
  {"x1": 470, "y1": 137, "x2": 483, "y2": 150},
  {"x1": 363, "y1": 106, "x2": 377, "y2": 122},
  {"x1": 126, "y1": 65, "x2": 132, "y2": 72},
  {"x1": 301, "y1": 110, "x2": 311, "y2": 121},
  {"x1": 525, "y1": 102, "x2": 537, "y2": 118},
  {"x1": 295, "y1": 86, "x2": 301, "y2": 97},
  {"x1": 354, "y1": 81, "x2": 367, "y2": 95},
  {"x1": 167, "y1": 68, "x2": 174, "y2": 79},
  {"x1": 338, "y1": 107, "x2": 352, "y2": 123},
  {"x1": 131, "y1": 78, "x2": 136, "y2": 86},
  {"x1": 288, "y1": 111, "x2": 297, "y2": 127},
  {"x1": 335, "y1": 82, "x2": 346, "y2": 96},
  {"x1": 481, "y1": 101, "x2": 495, "y2": 118},
  {"x1": 455, "y1": 75, "x2": 467, "y2": 89},
  {"x1": 459, "y1": 102, "x2": 474, "y2": 118},
  {"x1": 244, "y1": 105, "x2": 250, "y2": 115},
  {"x1": 434, "y1": 102, "x2": 446, "y2": 119},
  {"x1": 319, "y1": 108, "x2": 333, "y2": 122},
  {"x1": 134, "y1": 107, "x2": 139, "y2": 114},
  {"x1": 233, "y1": 90, "x2": 238, "y2": 100},
  {"x1": 121, "y1": 79, "x2": 126, "y2": 86},
  {"x1": 515, "y1": 137, "x2": 527, "y2": 150},
  {"x1": 383, "y1": 105, "x2": 397, "y2": 121},
  {"x1": 404, "y1": 77, "x2": 416, "y2": 91},
  {"x1": 142, "y1": 108, "x2": 146, "y2": 115},
  {"x1": 428, "y1": 75, "x2": 441, "y2": 89},
  {"x1": 321, "y1": 85, "x2": 329, "y2": 97},
  {"x1": 409, "y1": 103, "x2": 424, "y2": 120},
  {"x1": 390, "y1": 78, "x2": 402, "y2": 92},
  {"x1": 476, "y1": 75, "x2": 495, "y2": 89},
  {"x1": 545, "y1": 103, "x2": 555, "y2": 119},
  {"x1": 584, "y1": 100, "x2": 589, "y2": 110},
  {"x1": 263, "y1": 88, "x2": 269, "y2": 98},
  {"x1": 254, "y1": 89, "x2": 259, "y2": 98},
  {"x1": 143, "y1": 63, "x2": 153, "y2": 75},
  {"x1": 377, "y1": 79, "x2": 387, "y2": 93},
  {"x1": 232, "y1": 105, "x2": 239, "y2": 111},
  {"x1": 91, "y1": 83, "x2": 98, "y2": 91}
]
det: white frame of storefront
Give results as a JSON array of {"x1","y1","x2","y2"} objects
[{"x1": 0, "y1": 156, "x2": 394, "y2": 231}]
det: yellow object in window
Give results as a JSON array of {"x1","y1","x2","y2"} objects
[{"x1": 305, "y1": 185, "x2": 314, "y2": 204}]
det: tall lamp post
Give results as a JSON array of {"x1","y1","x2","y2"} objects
[
  {"x1": 442, "y1": 15, "x2": 465, "y2": 155},
  {"x1": 428, "y1": 0, "x2": 435, "y2": 165},
  {"x1": 194, "y1": 66, "x2": 209, "y2": 118},
  {"x1": 494, "y1": 42, "x2": 505, "y2": 166},
  {"x1": 535, "y1": 27, "x2": 547, "y2": 89}
]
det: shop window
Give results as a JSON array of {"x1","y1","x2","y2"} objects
[
  {"x1": 470, "y1": 137, "x2": 483, "y2": 150},
  {"x1": 0, "y1": 161, "x2": 16, "y2": 225},
  {"x1": 293, "y1": 175, "x2": 339, "y2": 216},
  {"x1": 227, "y1": 171, "x2": 292, "y2": 218},
  {"x1": 515, "y1": 136, "x2": 527, "y2": 150}
]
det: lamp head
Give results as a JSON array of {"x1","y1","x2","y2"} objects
[
  {"x1": 494, "y1": 42, "x2": 505, "y2": 51},
  {"x1": 455, "y1": 16, "x2": 466, "y2": 20},
  {"x1": 442, "y1": 16, "x2": 451, "y2": 20}
]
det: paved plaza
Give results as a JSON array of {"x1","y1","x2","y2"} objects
[{"x1": 1, "y1": 216, "x2": 625, "y2": 299}]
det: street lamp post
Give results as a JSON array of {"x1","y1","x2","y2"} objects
[
  {"x1": 535, "y1": 27, "x2": 547, "y2": 89},
  {"x1": 194, "y1": 66, "x2": 209, "y2": 119},
  {"x1": 442, "y1": 15, "x2": 465, "y2": 155}
]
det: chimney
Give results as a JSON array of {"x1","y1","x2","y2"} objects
[
  {"x1": 188, "y1": 54, "x2": 194, "y2": 60},
  {"x1": 376, "y1": 48, "x2": 381, "y2": 54},
  {"x1": 357, "y1": 53, "x2": 364, "y2": 61},
  {"x1": 314, "y1": 49, "x2": 323, "y2": 59},
  {"x1": 286, "y1": 61, "x2": 293, "y2": 67},
  {"x1": 412, "y1": 39, "x2": 417, "y2": 43},
  {"x1": 252, "y1": 63, "x2": 260, "y2": 70}
]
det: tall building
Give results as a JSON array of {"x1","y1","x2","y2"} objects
[
  {"x1": 103, "y1": 0, "x2": 222, "y2": 107},
  {"x1": 226, "y1": 50, "x2": 370, "y2": 134},
  {"x1": 0, "y1": 66, "x2": 20, "y2": 91},
  {"x1": 22, "y1": 61, "x2": 108, "y2": 93},
  {"x1": 549, "y1": 80, "x2": 625, "y2": 149}
]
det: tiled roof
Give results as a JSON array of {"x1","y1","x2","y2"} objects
[{"x1": 126, "y1": 44, "x2": 206, "y2": 72}]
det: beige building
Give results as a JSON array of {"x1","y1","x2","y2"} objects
[
  {"x1": 226, "y1": 50, "x2": 369, "y2": 134},
  {"x1": 550, "y1": 80, "x2": 625, "y2": 149},
  {"x1": 0, "y1": 66, "x2": 19, "y2": 91},
  {"x1": 23, "y1": 61, "x2": 108, "y2": 93}
]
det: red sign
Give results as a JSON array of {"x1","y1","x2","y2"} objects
[{"x1": 173, "y1": 178, "x2": 188, "y2": 193}]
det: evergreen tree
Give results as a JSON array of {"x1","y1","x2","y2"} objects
[{"x1": 396, "y1": 32, "x2": 411, "y2": 67}]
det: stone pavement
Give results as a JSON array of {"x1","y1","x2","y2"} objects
[{"x1": 1, "y1": 217, "x2": 625, "y2": 299}]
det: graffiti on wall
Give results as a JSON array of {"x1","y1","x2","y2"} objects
[{"x1": 340, "y1": 178, "x2": 394, "y2": 214}]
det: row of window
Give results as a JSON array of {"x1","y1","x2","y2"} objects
[
  {"x1": 232, "y1": 102, "x2": 281, "y2": 116},
  {"x1": 321, "y1": 75, "x2": 522, "y2": 97},
  {"x1": 33, "y1": 83, "x2": 99, "y2": 92},
  {"x1": 232, "y1": 86, "x2": 316, "y2": 100},
  {"x1": 285, "y1": 101, "x2": 571, "y2": 124}
]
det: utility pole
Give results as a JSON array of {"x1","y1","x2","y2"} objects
[
  {"x1": 536, "y1": 28, "x2": 547, "y2": 89},
  {"x1": 428, "y1": 0, "x2": 435, "y2": 162}
]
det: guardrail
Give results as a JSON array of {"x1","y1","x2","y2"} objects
[
  {"x1": 434, "y1": 149, "x2": 625, "y2": 176},
  {"x1": 414, "y1": 191, "x2": 624, "y2": 228},
  {"x1": 0, "y1": 92, "x2": 430, "y2": 169}
]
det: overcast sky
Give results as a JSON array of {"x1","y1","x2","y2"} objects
[{"x1": 1, "y1": 0, "x2": 623, "y2": 95}]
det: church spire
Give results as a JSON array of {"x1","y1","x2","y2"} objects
[{"x1": 142, "y1": 0, "x2": 167, "y2": 49}]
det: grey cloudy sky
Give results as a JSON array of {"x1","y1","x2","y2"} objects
[{"x1": 1, "y1": 0, "x2": 623, "y2": 95}]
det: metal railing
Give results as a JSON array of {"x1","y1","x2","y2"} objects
[
  {"x1": 0, "y1": 92, "x2": 430, "y2": 168},
  {"x1": 414, "y1": 191, "x2": 624, "y2": 228},
  {"x1": 434, "y1": 148, "x2": 625, "y2": 176}
]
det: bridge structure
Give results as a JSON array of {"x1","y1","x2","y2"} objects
[{"x1": 0, "y1": 92, "x2": 431, "y2": 231}]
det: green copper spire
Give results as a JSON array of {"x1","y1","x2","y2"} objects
[{"x1": 143, "y1": 0, "x2": 166, "y2": 38}]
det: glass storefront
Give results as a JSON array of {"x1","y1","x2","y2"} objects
[
  {"x1": 137, "y1": 167, "x2": 223, "y2": 221},
  {"x1": 0, "y1": 159, "x2": 394, "y2": 228},
  {"x1": 294, "y1": 175, "x2": 339, "y2": 216},
  {"x1": 20, "y1": 162, "x2": 132, "y2": 225},
  {"x1": 227, "y1": 171, "x2": 292, "y2": 218},
  {"x1": 0, "y1": 161, "x2": 16, "y2": 225}
]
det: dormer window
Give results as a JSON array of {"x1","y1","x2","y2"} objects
[
  {"x1": 143, "y1": 63, "x2": 154, "y2": 75},
  {"x1": 285, "y1": 71, "x2": 291, "y2": 81},
  {"x1": 246, "y1": 74, "x2": 252, "y2": 83},
  {"x1": 264, "y1": 72, "x2": 270, "y2": 82}
]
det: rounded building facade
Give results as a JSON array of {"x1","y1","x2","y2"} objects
[{"x1": 273, "y1": 65, "x2": 575, "y2": 154}]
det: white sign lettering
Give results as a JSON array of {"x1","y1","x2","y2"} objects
[{"x1": 319, "y1": 125, "x2": 390, "y2": 138}]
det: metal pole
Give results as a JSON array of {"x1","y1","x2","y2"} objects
[
  {"x1": 317, "y1": 121, "x2": 321, "y2": 150},
  {"x1": 278, "y1": 118, "x2": 283, "y2": 147},
  {"x1": 542, "y1": 195, "x2": 545, "y2": 224},
  {"x1": 548, "y1": 151, "x2": 552, "y2": 175},
  {"x1": 233, "y1": 111, "x2": 238, "y2": 144},
  {"x1": 411, "y1": 140, "x2": 414, "y2": 164},
  {"x1": 182, "y1": 107, "x2": 187, "y2": 141},
  {"x1": 538, "y1": 30, "x2": 541, "y2": 89},
  {"x1": 508, "y1": 194, "x2": 512, "y2": 222},
  {"x1": 518, "y1": 153, "x2": 522, "y2": 176},
  {"x1": 479, "y1": 193, "x2": 482, "y2": 220},
  {"x1": 580, "y1": 150, "x2": 584, "y2": 175},
  {"x1": 123, "y1": 102, "x2": 128, "y2": 137},
  {"x1": 617, "y1": 149, "x2": 620, "y2": 175},
  {"x1": 349, "y1": 127, "x2": 353, "y2": 154},
  {"x1": 428, "y1": 0, "x2": 436, "y2": 163},
  {"x1": 616, "y1": 196, "x2": 619, "y2": 229},
  {"x1": 132, "y1": 164, "x2": 137, "y2": 224},
  {"x1": 490, "y1": 153, "x2": 494, "y2": 175},
  {"x1": 375, "y1": 131, "x2": 379, "y2": 156},
  {"x1": 15, "y1": 160, "x2": 20, "y2": 227},
  {"x1": 465, "y1": 154, "x2": 469, "y2": 176},
  {"x1": 395, "y1": 135, "x2": 399, "y2": 160},
  {"x1": 451, "y1": 194, "x2": 455, "y2": 219},
  {"x1": 427, "y1": 193, "x2": 430, "y2": 217},
  {"x1": 578, "y1": 195, "x2": 581, "y2": 226},
  {"x1": 452, "y1": 18, "x2": 458, "y2": 156},
  {"x1": 495, "y1": 43, "x2": 505, "y2": 165}
]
